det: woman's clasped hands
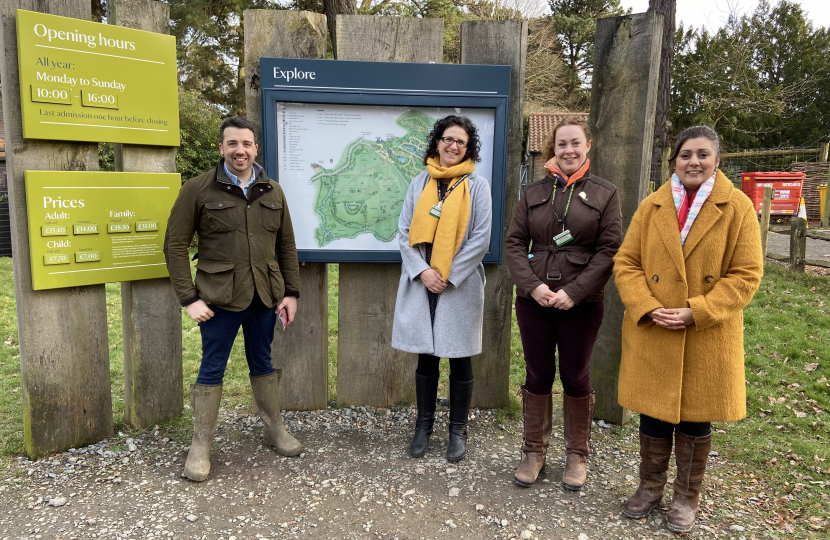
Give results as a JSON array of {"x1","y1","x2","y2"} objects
[
  {"x1": 649, "y1": 307, "x2": 695, "y2": 329},
  {"x1": 530, "y1": 283, "x2": 574, "y2": 310},
  {"x1": 419, "y1": 268, "x2": 447, "y2": 294}
]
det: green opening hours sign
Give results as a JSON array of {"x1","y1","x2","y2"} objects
[
  {"x1": 26, "y1": 171, "x2": 181, "y2": 290},
  {"x1": 15, "y1": 9, "x2": 180, "y2": 146}
]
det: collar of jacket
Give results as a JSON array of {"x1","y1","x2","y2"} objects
[
  {"x1": 650, "y1": 169, "x2": 735, "y2": 278},
  {"x1": 212, "y1": 159, "x2": 273, "y2": 202}
]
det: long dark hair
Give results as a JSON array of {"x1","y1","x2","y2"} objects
[
  {"x1": 423, "y1": 115, "x2": 482, "y2": 166},
  {"x1": 668, "y1": 125, "x2": 721, "y2": 165}
]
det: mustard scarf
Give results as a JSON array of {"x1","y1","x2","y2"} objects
[{"x1": 408, "y1": 157, "x2": 476, "y2": 280}]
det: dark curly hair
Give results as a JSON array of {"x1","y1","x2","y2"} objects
[{"x1": 423, "y1": 115, "x2": 482, "y2": 166}]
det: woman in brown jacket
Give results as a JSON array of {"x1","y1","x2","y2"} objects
[
  {"x1": 614, "y1": 126, "x2": 763, "y2": 533},
  {"x1": 505, "y1": 116, "x2": 622, "y2": 491}
]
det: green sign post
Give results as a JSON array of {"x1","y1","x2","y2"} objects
[
  {"x1": 25, "y1": 171, "x2": 180, "y2": 290},
  {"x1": 15, "y1": 9, "x2": 180, "y2": 146}
]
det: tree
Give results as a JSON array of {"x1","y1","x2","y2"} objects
[
  {"x1": 176, "y1": 90, "x2": 225, "y2": 180},
  {"x1": 670, "y1": 0, "x2": 830, "y2": 150},
  {"x1": 548, "y1": 0, "x2": 628, "y2": 109},
  {"x1": 169, "y1": 0, "x2": 282, "y2": 116},
  {"x1": 524, "y1": 17, "x2": 572, "y2": 112}
]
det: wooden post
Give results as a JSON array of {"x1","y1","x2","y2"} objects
[
  {"x1": 789, "y1": 217, "x2": 807, "y2": 274},
  {"x1": 244, "y1": 10, "x2": 329, "y2": 410},
  {"x1": 822, "y1": 172, "x2": 830, "y2": 228},
  {"x1": 1, "y1": 0, "x2": 113, "y2": 459},
  {"x1": 819, "y1": 142, "x2": 829, "y2": 163},
  {"x1": 335, "y1": 15, "x2": 442, "y2": 407},
  {"x1": 460, "y1": 20, "x2": 528, "y2": 408},
  {"x1": 108, "y1": 0, "x2": 183, "y2": 429},
  {"x1": 587, "y1": 13, "x2": 663, "y2": 424},
  {"x1": 760, "y1": 186, "x2": 773, "y2": 258}
]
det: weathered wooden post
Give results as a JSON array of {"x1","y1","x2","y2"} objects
[
  {"x1": 789, "y1": 217, "x2": 807, "y2": 274},
  {"x1": 244, "y1": 10, "x2": 329, "y2": 410},
  {"x1": 460, "y1": 20, "x2": 528, "y2": 408},
  {"x1": 109, "y1": 0, "x2": 183, "y2": 428},
  {"x1": 760, "y1": 186, "x2": 774, "y2": 258},
  {"x1": 0, "y1": 0, "x2": 113, "y2": 458},
  {"x1": 822, "y1": 171, "x2": 830, "y2": 229},
  {"x1": 588, "y1": 13, "x2": 663, "y2": 424},
  {"x1": 335, "y1": 15, "x2": 443, "y2": 407}
]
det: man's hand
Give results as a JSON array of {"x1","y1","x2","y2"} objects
[
  {"x1": 186, "y1": 299, "x2": 214, "y2": 322},
  {"x1": 649, "y1": 307, "x2": 694, "y2": 330},
  {"x1": 277, "y1": 296, "x2": 298, "y2": 327},
  {"x1": 419, "y1": 269, "x2": 447, "y2": 294},
  {"x1": 549, "y1": 289, "x2": 575, "y2": 310},
  {"x1": 530, "y1": 283, "x2": 556, "y2": 307}
]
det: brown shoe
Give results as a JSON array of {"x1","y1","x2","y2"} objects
[
  {"x1": 623, "y1": 432, "x2": 673, "y2": 518},
  {"x1": 561, "y1": 391, "x2": 595, "y2": 491},
  {"x1": 514, "y1": 387, "x2": 552, "y2": 487},
  {"x1": 667, "y1": 430, "x2": 711, "y2": 533}
]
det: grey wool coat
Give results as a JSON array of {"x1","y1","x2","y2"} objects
[{"x1": 391, "y1": 170, "x2": 493, "y2": 358}]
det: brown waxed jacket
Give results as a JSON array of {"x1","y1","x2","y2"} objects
[
  {"x1": 163, "y1": 160, "x2": 300, "y2": 312},
  {"x1": 505, "y1": 171, "x2": 622, "y2": 303}
]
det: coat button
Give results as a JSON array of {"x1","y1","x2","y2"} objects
[
  {"x1": 217, "y1": 203, "x2": 223, "y2": 208},
  {"x1": 652, "y1": 275, "x2": 659, "y2": 282},
  {"x1": 249, "y1": 232, "x2": 254, "y2": 237},
  {"x1": 705, "y1": 275, "x2": 714, "y2": 283},
  {"x1": 270, "y1": 203, "x2": 275, "y2": 208}
]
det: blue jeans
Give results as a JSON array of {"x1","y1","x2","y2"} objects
[{"x1": 196, "y1": 291, "x2": 277, "y2": 385}]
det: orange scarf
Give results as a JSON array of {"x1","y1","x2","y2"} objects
[{"x1": 544, "y1": 157, "x2": 590, "y2": 186}]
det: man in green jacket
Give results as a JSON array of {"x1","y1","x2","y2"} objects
[{"x1": 164, "y1": 116, "x2": 302, "y2": 482}]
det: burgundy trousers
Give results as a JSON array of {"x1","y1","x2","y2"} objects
[{"x1": 515, "y1": 296, "x2": 605, "y2": 398}]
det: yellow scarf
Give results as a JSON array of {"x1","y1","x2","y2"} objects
[{"x1": 409, "y1": 157, "x2": 475, "y2": 280}]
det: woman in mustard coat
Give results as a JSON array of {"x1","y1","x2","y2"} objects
[{"x1": 614, "y1": 126, "x2": 763, "y2": 533}]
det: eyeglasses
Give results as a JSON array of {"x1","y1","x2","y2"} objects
[{"x1": 439, "y1": 137, "x2": 468, "y2": 148}]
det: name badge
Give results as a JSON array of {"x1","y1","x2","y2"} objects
[
  {"x1": 429, "y1": 204, "x2": 442, "y2": 219},
  {"x1": 553, "y1": 230, "x2": 574, "y2": 247}
]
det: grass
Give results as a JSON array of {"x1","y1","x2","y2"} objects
[{"x1": 0, "y1": 258, "x2": 828, "y2": 523}]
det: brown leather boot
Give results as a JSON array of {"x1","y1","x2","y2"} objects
[
  {"x1": 667, "y1": 430, "x2": 711, "y2": 533},
  {"x1": 561, "y1": 391, "x2": 595, "y2": 491},
  {"x1": 623, "y1": 432, "x2": 673, "y2": 518},
  {"x1": 514, "y1": 387, "x2": 552, "y2": 487}
]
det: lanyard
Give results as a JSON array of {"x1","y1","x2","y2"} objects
[
  {"x1": 436, "y1": 175, "x2": 469, "y2": 206},
  {"x1": 551, "y1": 181, "x2": 576, "y2": 229}
]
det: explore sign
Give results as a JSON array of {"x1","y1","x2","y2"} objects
[{"x1": 15, "y1": 9, "x2": 180, "y2": 146}]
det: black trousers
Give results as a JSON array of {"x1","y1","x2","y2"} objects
[
  {"x1": 640, "y1": 414, "x2": 712, "y2": 438},
  {"x1": 416, "y1": 354, "x2": 473, "y2": 382}
]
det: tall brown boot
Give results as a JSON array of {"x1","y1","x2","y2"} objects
[
  {"x1": 184, "y1": 383, "x2": 223, "y2": 481},
  {"x1": 623, "y1": 432, "x2": 673, "y2": 518},
  {"x1": 561, "y1": 391, "x2": 595, "y2": 491},
  {"x1": 514, "y1": 387, "x2": 552, "y2": 487},
  {"x1": 667, "y1": 430, "x2": 711, "y2": 533},
  {"x1": 250, "y1": 371, "x2": 302, "y2": 457}
]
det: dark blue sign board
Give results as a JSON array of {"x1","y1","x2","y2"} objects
[{"x1": 260, "y1": 57, "x2": 510, "y2": 264}]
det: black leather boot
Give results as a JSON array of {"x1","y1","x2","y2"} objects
[
  {"x1": 447, "y1": 376, "x2": 474, "y2": 462},
  {"x1": 409, "y1": 371, "x2": 439, "y2": 458}
]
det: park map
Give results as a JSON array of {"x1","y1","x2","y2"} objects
[{"x1": 308, "y1": 110, "x2": 434, "y2": 247}]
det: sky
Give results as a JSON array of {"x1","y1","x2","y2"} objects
[{"x1": 619, "y1": 0, "x2": 830, "y2": 32}]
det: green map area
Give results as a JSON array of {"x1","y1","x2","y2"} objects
[{"x1": 311, "y1": 110, "x2": 434, "y2": 247}]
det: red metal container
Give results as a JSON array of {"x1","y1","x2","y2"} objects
[{"x1": 740, "y1": 172, "x2": 805, "y2": 215}]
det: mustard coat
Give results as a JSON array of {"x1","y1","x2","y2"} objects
[{"x1": 614, "y1": 171, "x2": 764, "y2": 424}]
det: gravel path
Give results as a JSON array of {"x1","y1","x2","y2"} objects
[
  {"x1": 766, "y1": 231, "x2": 830, "y2": 263},
  {"x1": 0, "y1": 403, "x2": 821, "y2": 539}
]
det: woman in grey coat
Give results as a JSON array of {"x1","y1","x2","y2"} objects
[{"x1": 392, "y1": 115, "x2": 493, "y2": 462}]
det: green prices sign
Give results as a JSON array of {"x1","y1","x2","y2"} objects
[
  {"x1": 26, "y1": 171, "x2": 181, "y2": 290},
  {"x1": 16, "y1": 9, "x2": 180, "y2": 146}
]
